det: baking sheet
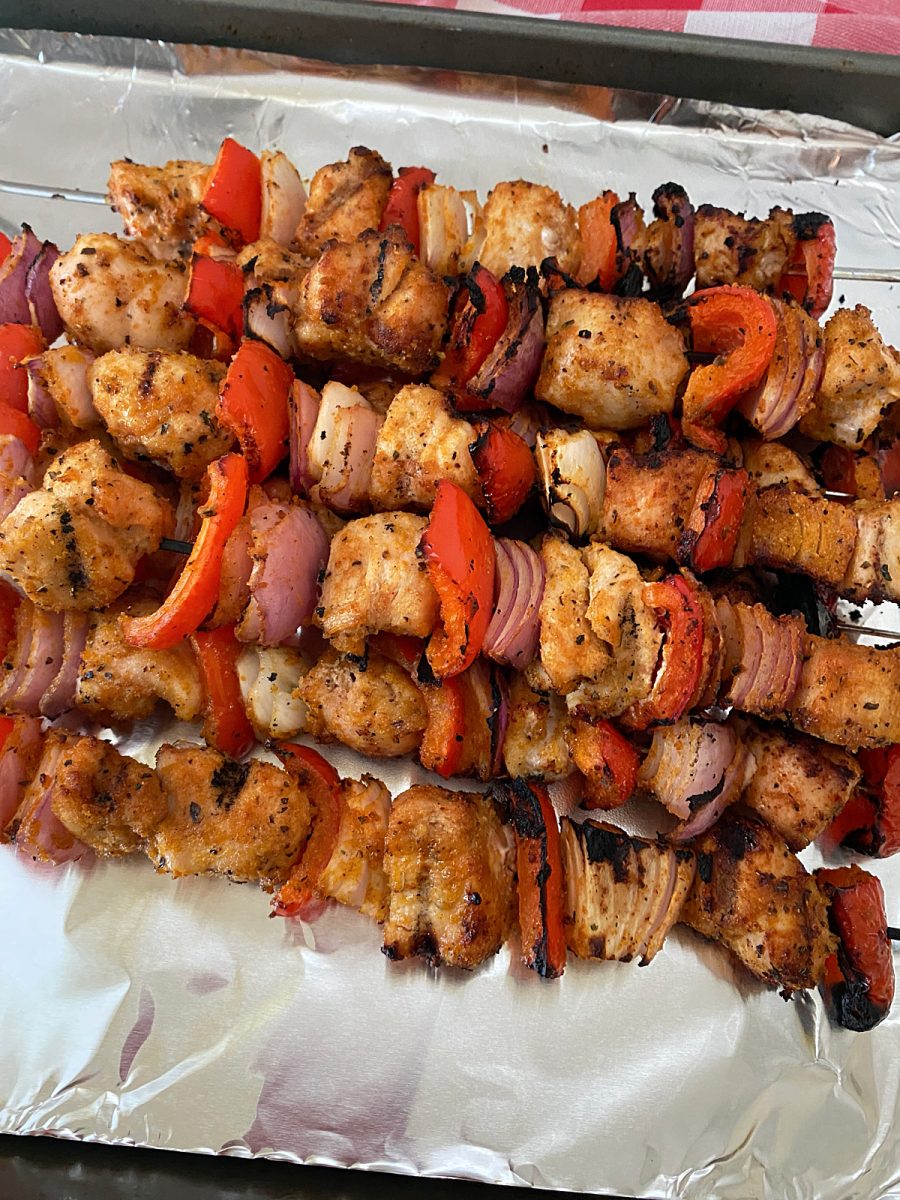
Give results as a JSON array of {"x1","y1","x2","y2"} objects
[{"x1": 2, "y1": 27, "x2": 900, "y2": 1199}]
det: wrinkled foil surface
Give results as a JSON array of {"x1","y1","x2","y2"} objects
[{"x1": 1, "y1": 28, "x2": 900, "y2": 1199}]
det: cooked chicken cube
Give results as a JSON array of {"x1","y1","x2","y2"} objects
[
  {"x1": 840, "y1": 499, "x2": 900, "y2": 604},
  {"x1": 536, "y1": 536, "x2": 613, "y2": 696},
  {"x1": 478, "y1": 181, "x2": 580, "y2": 278},
  {"x1": 50, "y1": 234, "x2": 194, "y2": 354},
  {"x1": 536, "y1": 291, "x2": 688, "y2": 431},
  {"x1": 382, "y1": 784, "x2": 515, "y2": 968},
  {"x1": 151, "y1": 743, "x2": 311, "y2": 888},
  {"x1": 294, "y1": 147, "x2": 392, "y2": 258},
  {"x1": 296, "y1": 647, "x2": 427, "y2": 757},
  {"x1": 694, "y1": 205, "x2": 795, "y2": 292},
  {"x1": 788, "y1": 634, "x2": 900, "y2": 750},
  {"x1": 738, "y1": 720, "x2": 860, "y2": 851},
  {"x1": 76, "y1": 602, "x2": 203, "y2": 723},
  {"x1": 740, "y1": 438, "x2": 817, "y2": 494},
  {"x1": 27, "y1": 346, "x2": 101, "y2": 433},
  {"x1": 49, "y1": 731, "x2": 166, "y2": 857},
  {"x1": 502, "y1": 673, "x2": 573, "y2": 780},
  {"x1": 0, "y1": 441, "x2": 172, "y2": 612},
  {"x1": 318, "y1": 776, "x2": 392, "y2": 922},
  {"x1": 107, "y1": 159, "x2": 211, "y2": 254},
  {"x1": 561, "y1": 818, "x2": 695, "y2": 964},
  {"x1": 293, "y1": 227, "x2": 449, "y2": 375},
  {"x1": 317, "y1": 512, "x2": 438, "y2": 655},
  {"x1": 237, "y1": 645, "x2": 310, "y2": 741},
  {"x1": 89, "y1": 350, "x2": 232, "y2": 479},
  {"x1": 799, "y1": 306, "x2": 900, "y2": 447},
  {"x1": 737, "y1": 484, "x2": 857, "y2": 590},
  {"x1": 369, "y1": 385, "x2": 481, "y2": 511},
  {"x1": 681, "y1": 811, "x2": 836, "y2": 991}
]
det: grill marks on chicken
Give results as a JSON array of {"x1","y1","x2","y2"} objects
[
  {"x1": 294, "y1": 147, "x2": 392, "y2": 257},
  {"x1": 0, "y1": 441, "x2": 172, "y2": 612},
  {"x1": 681, "y1": 811, "x2": 836, "y2": 992},
  {"x1": 107, "y1": 159, "x2": 212, "y2": 255}
]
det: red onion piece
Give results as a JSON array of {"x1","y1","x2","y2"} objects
[
  {"x1": 0, "y1": 474, "x2": 30, "y2": 522},
  {"x1": 5, "y1": 608, "x2": 65, "y2": 716},
  {"x1": 610, "y1": 195, "x2": 645, "y2": 292},
  {"x1": 483, "y1": 537, "x2": 544, "y2": 670},
  {"x1": 26, "y1": 366, "x2": 58, "y2": 430},
  {"x1": 237, "y1": 503, "x2": 329, "y2": 646},
  {"x1": 638, "y1": 719, "x2": 735, "y2": 822},
  {"x1": 0, "y1": 226, "x2": 42, "y2": 325},
  {"x1": 244, "y1": 284, "x2": 293, "y2": 359},
  {"x1": 726, "y1": 608, "x2": 762, "y2": 710},
  {"x1": 41, "y1": 612, "x2": 89, "y2": 718},
  {"x1": 718, "y1": 601, "x2": 803, "y2": 717},
  {"x1": 461, "y1": 270, "x2": 544, "y2": 414},
  {"x1": 0, "y1": 715, "x2": 43, "y2": 832},
  {"x1": 27, "y1": 347, "x2": 98, "y2": 431},
  {"x1": 738, "y1": 299, "x2": 822, "y2": 440},
  {"x1": 636, "y1": 847, "x2": 679, "y2": 960},
  {"x1": 288, "y1": 380, "x2": 320, "y2": 497},
  {"x1": 24, "y1": 240, "x2": 63, "y2": 343},
  {"x1": 671, "y1": 742, "x2": 752, "y2": 842},
  {"x1": 0, "y1": 601, "x2": 34, "y2": 710},
  {"x1": 260, "y1": 150, "x2": 307, "y2": 247},
  {"x1": 12, "y1": 740, "x2": 87, "y2": 864},
  {"x1": 644, "y1": 183, "x2": 695, "y2": 300},
  {"x1": 503, "y1": 403, "x2": 551, "y2": 450}
]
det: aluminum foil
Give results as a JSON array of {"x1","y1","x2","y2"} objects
[{"x1": 2, "y1": 27, "x2": 900, "y2": 1199}]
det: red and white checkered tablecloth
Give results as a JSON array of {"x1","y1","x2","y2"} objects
[{"x1": 375, "y1": 0, "x2": 900, "y2": 55}]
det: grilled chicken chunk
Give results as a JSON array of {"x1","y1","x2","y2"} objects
[
  {"x1": 107, "y1": 159, "x2": 211, "y2": 254},
  {"x1": 27, "y1": 346, "x2": 101, "y2": 433},
  {"x1": 295, "y1": 647, "x2": 427, "y2": 757},
  {"x1": 318, "y1": 776, "x2": 392, "y2": 922},
  {"x1": 502, "y1": 674, "x2": 573, "y2": 780},
  {"x1": 382, "y1": 784, "x2": 515, "y2": 969},
  {"x1": 151, "y1": 743, "x2": 311, "y2": 887},
  {"x1": 535, "y1": 536, "x2": 613, "y2": 696},
  {"x1": 237, "y1": 645, "x2": 310, "y2": 741},
  {"x1": 478, "y1": 181, "x2": 580, "y2": 278},
  {"x1": 738, "y1": 720, "x2": 860, "y2": 851},
  {"x1": 536, "y1": 291, "x2": 688, "y2": 431},
  {"x1": 89, "y1": 350, "x2": 232, "y2": 479},
  {"x1": 369, "y1": 385, "x2": 481, "y2": 511},
  {"x1": 740, "y1": 439, "x2": 817, "y2": 494},
  {"x1": 681, "y1": 811, "x2": 836, "y2": 991},
  {"x1": 76, "y1": 601, "x2": 203, "y2": 723},
  {"x1": 293, "y1": 227, "x2": 450, "y2": 375},
  {"x1": 294, "y1": 147, "x2": 392, "y2": 258},
  {"x1": 0, "y1": 441, "x2": 172, "y2": 612},
  {"x1": 49, "y1": 731, "x2": 166, "y2": 857},
  {"x1": 788, "y1": 635, "x2": 900, "y2": 750},
  {"x1": 50, "y1": 234, "x2": 194, "y2": 354},
  {"x1": 799, "y1": 306, "x2": 900, "y2": 447},
  {"x1": 693, "y1": 205, "x2": 795, "y2": 292},
  {"x1": 736, "y1": 483, "x2": 858, "y2": 590},
  {"x1": 317, "y1": 512, "x2": 439, "y2": 655},
  {"x1": 842, "y1": 498, "x2": 900, "y2": 604},
  {"x1": 561, "y1": 818, "x2": 696, "y2": 964}
]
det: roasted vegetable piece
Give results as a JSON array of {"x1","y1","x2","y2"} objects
[
  {"x1": 624, "y1": 576, "x2": 704, "y2": 729},
  {"x1": 192, "y1": 624, "x2": 256, "y2": 759},
  {"x1": 418, "y1": 674, "x2": 466, "y2": 779},
  {"x1": 566, "y1": 718, "x2": 639, "y2": 810},
  {"x1": 432, "y1": 265, "x2": 508, "y2": 394},
  {"x1": 780, "y1": 215, "x2": 835, "y2": 320},
  {"x1": 379, "y1": 166, "x2": 436, "y2": 255},
  {"x1": 678, "y1": 467, "x2": 749, "y2": 573},
  {"x1": 828, "y1": 746, "x2": 900, "y2": 858},
  {"x1": 0, "y1": 323, "x2": 44, "y2": 412},
  {"x1": 470, "y1": 421, "x2": 535, "y2": 525},
  {"x1": 186, "y1": 252, "x2": 244, "y2": 340},
  {"x1": 272, "y1": 743, "x2": 342, "y2": 918},
  {"x1": 200, "y1": 137, "x2": 262, "y2": 247},
  {"x1": 217, "y1": 340, "x2": 293, "y2": 484},
  {"x1": 577, "y1": 191, "x2": 621, "y2": 292}
]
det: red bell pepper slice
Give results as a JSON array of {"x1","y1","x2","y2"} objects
[
  {"x1": 571, "y1": 719, "x2": 640, "y2": 811},
  {"x1": 829, "y1": 746, "x2": 900, "y2": 859},
  {"x1": 379, "y1": 166, "x2": 436, "y2": 257},
  {"x1": 682, "y1": 466, "x2": 749, "y2": 573},
  {"x1": 432, "y1": 265, "x2": 509, "y2": 392},
  {"x1": 420, "y1": 480, "x2": 496, "y2": 679},
  {"x1": 0, "y1": 404, "x2": 40, "y2": 456},
  {"x1": 217, "y1": 340, "x2": 293, "y2": 484},
  {"x1": 0, "y1": 232, "x2": 11, "y2": 265},
  {"x1": 272, "y1": 743, "x2": 343, "y2": 918},
  {"x1": 780, "y1": 217, "x2": 835, "y2": 321},
  {"x1": 578, "y1": 191, "x2": 622, "y2": 292},
  {"x1": 122, "y1": 452, "x2": 248, "y2": 650},
  {"x1": 191, "y1": 624, "x2": 256, "y2": 759},
  {"x1": 682, "y1": 286, "x2": 777, "y2": 455},
  {"x1": 497, "y1": 778, "x2": 567, "y2": 979},
  {"x1": 626, "y1": 575, "x2": 704, "y2": 729},
  {"x1": 201, "y1": 137, "x2": 262, "y2": 247},
  {"x1": 0, "y1": 714, "x2": 14, "y2": 756},
  {"x1": 418, "y1": 675, "x2": 466, "y2": 779},
  {"x1": 190, "y1": 318, "x2": 238, "y2": 364},
  {"x1": 0, "y1": 323, "x2": 45, "y2": 413},
  {"x1": 469, "y1": 421, "x2": 536, "y2": 525},
  {"x1": 817, "y1": 864, "x2": 894, "y2": 1031},
  {"x1": 187, "y1": 253, "x2": 245, "y2": 341}
]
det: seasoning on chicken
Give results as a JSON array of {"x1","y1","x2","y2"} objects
[
  {"x1": 681, "y1": 810, "x2": 836, "y2": 992},
  {"x1": 317, "y1": 512, "x2": 439, "y2": 655},
  {"x1": 50, "y1": 234, "x2": 194, "y2": 354},
  {"x1": 502, "y1": 673, "x2": 573, "y2": 780},
  {"x1": 88, "y1": 350, "x2": 232, "y2": 480},
  {"x1": 788, "y1": 635, "x2": 900, "y2": 751},
  {"x1": 107, "y1": 159, "x2": 211, "y2": 254},
  {"x1": 76, "y1": 601, "x2": 203, "y2": 722},
  {"x1": 536, "y1": 291, "x2": 688, "y2": 430},
  {"x1": 382, "y1": 784, "x2": 515, "y2": 969},
  {"x1": 237, "y1": 645, "x2": 310, "y2": 741},
  {"x1": 0, "y1": 441, "x2": 172, "y2": 612},
  {"x1": 478, "y1": 180, "x2": 580, "y2": 278},
  {"x1": 295, "y1": 647, "x2": 427, "y2": 757},
  {"x1": 735, "y1": 483, "x2": 858, "y2": 590},
  {"x1": 693, "y1": 205, "x2": 795, "y2": 292},
  {"x1": 368, "y1": 384, "x2": 481, "y2": 511},
  {"x1": 27, "y1": 346, "x2": 101, "y2": 433},
  {"x1": 799, "y1": 306, "x2": 900, "y2": 447},
  {"x1": 49, "y1": 731, "x2": 166, "y2": 857},
  {"x1": 318, "y1": 775, "x2": 392, "y2": 922},
  {"x1": 560, "y1": 818, "x2": 696, "y2": 964},
  {"x1": 151, "y1": 742, "x2": 311, "y2": 888},
  {"x1": 293, "y1": 227, "x2": 450, "y2": 375},
  {"x1": 294, "y1": 147, "x2": 392, "y2": 258},
  {"x1": 740, "y1": 438, "x2": 818, "y2": 494},
  {"x1": 534, "y1": 536, "x2": 614, "y2": 697}
]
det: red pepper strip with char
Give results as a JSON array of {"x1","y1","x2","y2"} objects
[
  {"x1": 191, "y1": 624, "x2": 256, "y2": 759},
  {"x1": 418, "y1": 675, "x2": 465, "y2": 779},
  {"x1": 420, "y1": 480, "x2": 497, "y2": 679},
  {"x1": 828, "y1": 747, "x2": 900, "y2": 859},
  {"x1": 0, "y1": 580, "x2": 20, "y2": 659},
  {"x1": 624, "y1": 576, "x2": 704, "y2": 730},
  {"x1": 495, "y1": 778, "x2": 567, "y2": 979},
  {"x1": 217, "y1": 340, "x2": 293, "y2": 484},
  {"x1": 122, "y1": 452, "x2": 248, "y2": 650},
  {"x1": 578, "y1": 191, "x2": 622, "y2": 292},
  {"x1": 431, "y1": 265, "x2": 509, "y2": 395},
  {"x1": 201, "y1": 137, "x2": 262, "y2": 247},
  {"x1": 678, "y1": 467, "x2": 749, "y2": 573},
  {"x1": 272, "y1": 743, "x2": 343, "y2": 918},
  {"x1": 470, "y1": 422, "x2": 536, "y2": 525},
  {"x1": 682, "y1": 286, "x2": 777, "y2": 455},
  {"x1": 0, "y1": 323, "x2": 44, "y2": 411},
  {"x1": 817, "y1": 864, "x2": 895, "y2": 1032},
  {"x1": 0, "y1": 232, "x2": 10, "y2": 264},
  {"x1": 379, "y1": 166, "x2": 435, "y2": 257},
  {"x1": 187, "y1": 253, "x2": 245, "y2": 341},
  {"x1": 780, "y1": 216, "x2": 835, "y2": 321},
  {"x1": 0, "y1": 404, "x2": 40, "y2": 456},
  {"x1": 569, "y1": 719, "x2": 640, "y2": 811}
]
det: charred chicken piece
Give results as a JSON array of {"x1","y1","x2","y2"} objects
[
  {"x1": 382, "y1": 784, "x2": 515, "y2": 969},
  {"x1": 0, "y1": 441, "x2": 172, "y2": 612},
  {"x1": 736, "y1": 483, "x2": 858, "y2": 591},
  {"x1": 788, "y1": 634, "x2": 900, "y2": 751},
  {"x1": 681, "y1": 811, "x2": 837, "y2": 992},
  {"x1": 107, "y1": 159, "x2": 211, "y2": 254},
  {"x1": 294, "y1": 147, "x2": 392, "y2": 258},
  {"x1": 561, "y1": 818, "x2": 696, "y2": 964},
  {"x1": 151, "y1": 743, "x2": 311, "y2": 888},
  {"x1": 478, "y1": 180, "x2": 580, "y2": 278},
  {"x1": 693, "y1": 205, "x2": 795, "y2": 293}
]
